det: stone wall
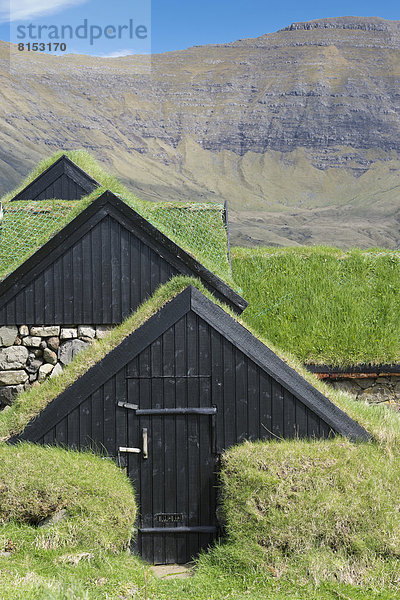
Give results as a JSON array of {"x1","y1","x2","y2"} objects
[
  {"x1": 326, "y1": 376, "x2": 400, "y2": 409},
  {"x1": 0, "y1": 325, "x2": 111, "y2": 410}
]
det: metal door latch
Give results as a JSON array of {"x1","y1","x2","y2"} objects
[
  {"x1": 142, "y1": 428, "x2": 148, "y2": 459},
  {"x1": 118, "y1": 446, "x2": 141, "y2": 454},
  {"x1": 118, "y1": 401, "x2": 139, "y2": 410}
]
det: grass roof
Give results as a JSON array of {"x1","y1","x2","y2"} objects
[
  {"x1": 0, "y1": 151, "x2": 232, "y2": 284},
  {"x1": 232, "y1": 246, "x2": 400, "y2": 368},
  {"x1": 1, "y1": 275, "x2": 400, "y2": 446}
]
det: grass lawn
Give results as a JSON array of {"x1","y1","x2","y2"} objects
[{"x1": 232, "y1": 246, "x2": 400, "y2": 367}]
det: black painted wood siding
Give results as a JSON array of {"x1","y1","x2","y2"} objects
[
  {"x1": 11, "y1": 156, "x2": 98, "y2": 201},
  {"x1": 32, "y1": 174, "x2": 87, "y2": 201},
  {"x1": 35, "y1": 310, "x2": 334, "y2": 449},
  {"x1": 0, "y1": 215, "x2": 178, "y2": 325}
]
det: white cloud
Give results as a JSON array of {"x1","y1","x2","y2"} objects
[
  {"x1": 99, "y1": 49, "x2": 135, "y2": 58},
  {"x1": 0, "y1": 0, "x2": 88, "y2": 23}
]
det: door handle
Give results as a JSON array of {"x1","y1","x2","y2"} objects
[{"x1": 142, "y1": 428, "x2": 148, "y2": 459}]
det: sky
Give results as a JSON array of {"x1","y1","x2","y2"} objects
[{"x1": 0, "y1": 0, "x2": 398, "y2": 56}]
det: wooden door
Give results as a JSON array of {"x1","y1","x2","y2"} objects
[{"x1": 123, "y1": 376, "x2": 218, "y2": 564}]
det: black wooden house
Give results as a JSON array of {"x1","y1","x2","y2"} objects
[
  {"x1": 11, "y1": 286, "x2": 369, "y2": 564},
  {"x1": 10, "y1": 155, "x2": 99, "y2": 202},
  {"x1": 0, "y1": 190, "x2": 246, "y2": 325}
]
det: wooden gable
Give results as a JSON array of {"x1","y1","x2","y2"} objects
[
  {"x1": 0, "y1": 192, "x2": 247, "y2": 325},
  {"x1": 10, "y1": 155, "x2": 99, "y2": 202}
]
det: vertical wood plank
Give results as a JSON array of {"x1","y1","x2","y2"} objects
[
  {"x1": 91, "y1": 389, "x2": 104, "y2": 453},
  {"x1": 295, "y1": 398, "x2": 308, "y2": 438},
  {"x1": 222, "y1": 338, "x2": 235, "y2": 448},
  {"x1": 55, "y1": 419, "x2": 67, "y2": 447},
  {"x1": 307, "y1": 407, "x2": 320, "y2": 438},
  {"x1": 136, "y1": 347, "x2": 153, "y2": 563},
  {"x1": 91, "y1": 219, "x2": 103, "y2": 323},
  {"x1": 53, "y1": 256, "x2": 63, "y2": 323},
  {"x1": 319, "y1": 419, "x2": 333, "y2": 438},
  {"x1": 79, "y1": 396, "x2": 92, "y2": 448},
  {"x1": 247, "y1": 360, "x2": 259, "y2": 440},
  {"x1": 235, "y1": 349, "x2": 247, "y2": 443},
  {"x1": 67, "y1": 407, "x2": 79, "y2": 450},
  {"x1": 115, "y1": 368, "x2": 127, "y2": 451},
  {"x1": 42, "y1": 427, "x2": 55, "y2": 445},
  {"x1": 111, "y1": 217, "x2": 121, "y2": 324},
  {"x1": 44, "y1": 264, "x2": 55, "y2": 323},
  {"x1": 259, "y1": 370, "x2": 272, "y2": 440},
  {"x1": 81, "y1": 228, "x2": 92, "y2": 323},
  {"x1": 150, "y1": 335, "x2": 165, "y2": 564},
  {"x1": 120, "y1": 224, "x2": 131, "y2": 320},
  {"x1": 101, "y1": 217, "x2": 112, "y2": 324},
  {"x1": 103, "y1": 376, "x2": 116, "y2": 455},
  {"x1": 174, "y1": 318, "x2": 188, "y2": 562},
  {"x1": 210, "y1": 327, "x2": 223, "y2": 452},
  {"x1": 24, "y1": 283, "x2": 34, "y2": 324},
  {"x1": 150, "y1": 250, "x2": 161, "y2": 296},
  {"x1": 140, "y1": 243, "x2": 151, "y2": 301},
  {"x1": 271, "y1": 380, "x2": 284, "y2": 438},
  {"x1": 72, "y1": 239, "x2": 82, "y2": 324},
  {"x1": 283, "y1": 389, "x2": 297, "y2": 439},
  {"x1": 33, "y1": 274, "x2": 44, "y2": 324},
  {"x1": 130, "y1": 236, "x2": 141, "y2": 311},
  {"x1": 63, "y1": 248, "x2": 73, "y2": 324},
  {"x1": 6, "y1": 295, "x2": 16, "y2": 324}
]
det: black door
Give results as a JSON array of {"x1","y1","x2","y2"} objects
[{"x1": 122, "y1": 376, "x2": 218, "y2": 564}]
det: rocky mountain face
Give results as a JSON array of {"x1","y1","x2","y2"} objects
[{"x1": 0, "y1": 16, "x2": 400, "y2": 248}]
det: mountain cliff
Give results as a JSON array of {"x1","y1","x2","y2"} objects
[{"x1": 0, "y1": 16, "x2": 400, "y2": 248}]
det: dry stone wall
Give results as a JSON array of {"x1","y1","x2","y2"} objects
[
  {"x1": 0, "y1": 324, "x2": 111, "y2": 409},
  {"x1": 326, "y1": 376, "x2": 400, "y2": 409}
]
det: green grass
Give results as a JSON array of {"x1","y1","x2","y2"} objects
[
  {"x1": 218, "y1": 438, "x2": 400, "y2": 596},
  {"x1": 2, "y1": 440, "x2": 400, "y2": 599},
  {"x1": 0, "y1": 444, "x2": 136, "y2": 552},
  {"x1": 232, "y1": 246, "x2": 400, "y2": 367},
  {"x1": 0, "y1": 151, "x2": 232, "y2": 283}
]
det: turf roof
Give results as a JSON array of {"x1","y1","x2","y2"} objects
[
  {"x1": 232, "y1": 246, "x2": 400, "y2": 368},
  {"x1": 1, "y1": 275, "x2": 400, "y2": 446},
  {"x1": 0, "y1": 151, "x2": 232, "y2": 284}
]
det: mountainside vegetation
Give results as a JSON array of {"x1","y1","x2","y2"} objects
[{"x1": 1, "y1": 16, "x2": 400, "y2": 247}]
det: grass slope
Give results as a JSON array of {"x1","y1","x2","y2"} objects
[
  {"x1": 0, "y1": 444, "x2": 136, "y2": 552},
  {"x1": 0, "y1": 150, "x2": 231, "y2": 283},
  {"x1": 232, "y1": 246, "x2": 400, "y2": 366},
  {"x1": 2, "y1": 440, "x2": 400, "y2": 599},
  {"x1": 218, "y1": 438, "x2": 400, "y2": 596}
]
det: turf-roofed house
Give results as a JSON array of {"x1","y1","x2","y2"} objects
[
  {"x1": 2, "y1": 153, "x2": 370, "y2": 565},
  {"x1": 0, "y1": 153, "x2": 246, "y2": 407}
]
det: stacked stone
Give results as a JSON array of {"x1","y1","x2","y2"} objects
[
  {"x1": 328, "y1": 376, "x2": 400, "y2": 408},
  {"x1": 0, "y1": 325, "x2": 111, "y2": 410}
]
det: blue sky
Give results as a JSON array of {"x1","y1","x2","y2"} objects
[{"x1": 0, "y1": 0, "x2": 398, "y2": 56}]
